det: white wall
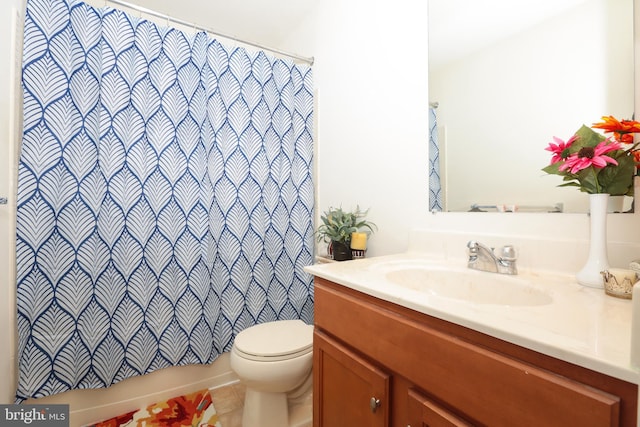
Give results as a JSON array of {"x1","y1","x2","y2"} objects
[
  {"x1": 0, "y1": 0, "x2": 25, "y2": 406},
  {"x1": 282, "y1": 0, "x2": 431, "y2": 257}
]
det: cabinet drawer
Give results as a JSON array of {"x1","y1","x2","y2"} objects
[
  {"x1": 314, "y1": 279, "x2": 625, "y2": 427},
  {"x1": 408, "y1": 388, "x2": 473, "y2": 427}
]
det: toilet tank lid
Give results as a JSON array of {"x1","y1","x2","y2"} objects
[{"x1": 234, "y1": 319, "x2": 313, "y2": 357}]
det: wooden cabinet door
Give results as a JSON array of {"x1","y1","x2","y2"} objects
[
  {"x1": 313, "y1": 330, "x2": 390, "y2": 427},
  {"x1": 407, "y1": 388, "x2": 473, "y2": 427}
]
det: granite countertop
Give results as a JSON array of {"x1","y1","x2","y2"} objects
[{"x1": 304, "y1": 252, "x2": 639, "y2": 384}]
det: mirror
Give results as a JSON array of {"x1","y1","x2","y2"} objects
[{"x1": 428, "y1": 0, "x2": 634, "y2": 213}]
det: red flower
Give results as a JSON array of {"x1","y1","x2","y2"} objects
[{"x1": 592, "y1": 115, "x2": 640, "y2": 143}]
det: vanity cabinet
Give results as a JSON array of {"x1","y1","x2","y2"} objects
[{"x1": 312, "y1": 278, "x2": 638, "y2": 427}]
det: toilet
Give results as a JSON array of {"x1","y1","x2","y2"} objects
[{"x1": 230, "y1": 319, "x2": 314, "y2": 427}]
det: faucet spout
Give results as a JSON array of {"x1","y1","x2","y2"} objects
[{"x1": 467, "y1": 240, "x2": 518, "y2": 275}]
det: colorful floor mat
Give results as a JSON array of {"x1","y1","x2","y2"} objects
[{"x1": 88, "y1": 388, "x2": 221, "y2": 427}]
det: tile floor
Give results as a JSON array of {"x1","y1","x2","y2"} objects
[
  {"x1": 209, "y1": 381, "x2": 312, "y2": 427},
  {"x1": 210, "y1": 381, "x2": 246, "y2": 426}
]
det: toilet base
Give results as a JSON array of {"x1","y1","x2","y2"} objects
[
  {"x1": 241, "y1": 385, "x2": 313, "y2": 427},
  {"x1": 242, "y1": 389, "x2": 288, "y2": 427},
  {"x1": 288, "y1": 390, "x2": 313, "y2": 427}
]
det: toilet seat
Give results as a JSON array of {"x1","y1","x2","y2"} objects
[{"x1": 233, "y1": 319, "x2": 313, "y2": 362}]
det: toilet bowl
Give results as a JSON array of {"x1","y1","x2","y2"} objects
[{"x1": 230, "y1": 319, "x2": 314, "y2": 427}]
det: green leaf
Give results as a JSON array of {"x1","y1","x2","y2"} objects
[
  {"x1": 598, "y1": 154, "x2": 635, "y2": 195},
  {"x1": 541, "y1": 162, "x2": 562, "y2": 175},
  {"x1": 575, "y1": 167, "x2": 599, "y2": 193},
  {"x1": 573, "y1": 125, "x2": 605, "y2": 150}
]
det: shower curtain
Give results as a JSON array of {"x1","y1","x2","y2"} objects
[
  {"x1": 429, "y1": 107, "x2": 443, "y2": 211},
  {"x1": 16, "y1": 0, "x2": 314, "y2": 401}
]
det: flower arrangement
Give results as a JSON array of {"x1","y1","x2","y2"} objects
[{"x1": 543, "y1": 116, "x2": 640, "y2": 195}]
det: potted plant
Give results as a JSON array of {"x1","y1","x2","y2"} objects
[{"x1": 316, "y1": 206, "x2": 377, "y2": 261}]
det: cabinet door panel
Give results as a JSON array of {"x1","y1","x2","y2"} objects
[
  {"x1": 408, "y1": 388, "x2": 473, "y2": 427},
  {"x1": 313, "y1": 330, "x2": 389, "y2": 427}
]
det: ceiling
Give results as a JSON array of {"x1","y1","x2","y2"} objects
[
  {"x1": 428, "y1": 0, "x2": 590, "y2": 67},
  {"x1": 109, "y1": 0, "x2": 316, "y2": 49},
  {"x1": 107, "y1": 0, "x2": 593, "y2": 68}
]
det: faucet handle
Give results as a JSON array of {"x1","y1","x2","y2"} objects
[{"x1": 500, "y1": 245, "x2": 517, "y2": 261}]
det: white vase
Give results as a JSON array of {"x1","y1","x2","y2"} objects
[
  {"x1": 576, "y1": 193, "x2": 609, "y2": 288},
  {"x1": 635, "y1": 175, "x2": 640, "y2": 215}
]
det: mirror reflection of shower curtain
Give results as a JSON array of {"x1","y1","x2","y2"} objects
[{"x1": 429, "y1": 107, "x2": 443, "y2": 211}]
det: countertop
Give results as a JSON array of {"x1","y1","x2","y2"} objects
[{"x1": 304, "y1": 252, "x2": 640, "y2": 384}]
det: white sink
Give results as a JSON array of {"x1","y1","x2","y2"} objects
[{"x1": 370, "y1": 260, "x2": 552, "y2": 307}]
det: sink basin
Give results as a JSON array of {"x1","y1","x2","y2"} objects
[{"x1": 372, "y1": 261, "x2": 552, "y2": 306}]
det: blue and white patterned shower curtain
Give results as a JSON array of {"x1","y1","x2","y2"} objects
[
  {"x1": 429, "y1": 107, "x2": 443, "y2": 211},
  {"x1": 16, "y1": 0, "x2": 314, "y2": 401}
]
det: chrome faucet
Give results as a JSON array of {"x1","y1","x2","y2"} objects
[{"x1": 467, "y1": 240, "x2": 518, "y2": 275}]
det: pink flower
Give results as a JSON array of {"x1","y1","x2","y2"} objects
[
  {"x1": 545, "y1": 135, "x2": 577, "y2": 164},
  {"x1": 558, "y1": 139, "x2": 621, "y2": 174}
]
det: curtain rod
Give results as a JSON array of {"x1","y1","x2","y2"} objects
[{"x1": 105, "y1": 0, "x2": 315, "y2": 65}]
